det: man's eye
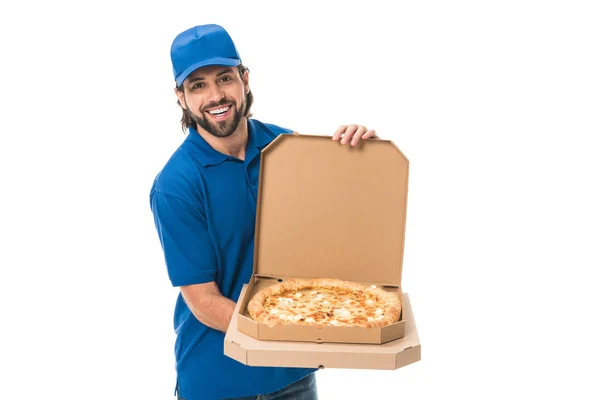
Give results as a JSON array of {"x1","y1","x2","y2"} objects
[
  {"x1": 192, "y1": 82, "x2": 205, "y2": 89},
  {"x1": 220, "y1": 76, "x2": 233, "y2": 83}
]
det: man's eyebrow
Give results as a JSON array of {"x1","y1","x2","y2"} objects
[
  {"x1": 216, "y1": 68, "x2": 233, "y2": 77},
  {"x1": 187, "y1": 76, "x2": 205, "y2": 84},
  {"x1": 187, "y1": 69, "x2": 233, "y2": 85}
]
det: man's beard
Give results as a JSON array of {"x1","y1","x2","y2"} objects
[{"x1": 190, "y1": 97, "x2": 246, "y2": 138}]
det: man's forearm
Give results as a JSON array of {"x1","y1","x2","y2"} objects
[{"x1": 187, "y1": 292, "x2": 236, "y2": 333}]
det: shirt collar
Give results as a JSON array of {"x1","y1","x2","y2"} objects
[
  {"x1": 185, "y1": 119, "x2": 272, "y2": 167},
  {"x1": 247, "y1": 118, "x2": 274, "y2": 149}
]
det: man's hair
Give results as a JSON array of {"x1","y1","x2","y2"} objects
[{"x1": 175, "y1": 64, "x2": 253, "y2": 132}]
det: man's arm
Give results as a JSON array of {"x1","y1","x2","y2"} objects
[{"x1": 180, "y1": 281, "x2": 236, "y2": 333}]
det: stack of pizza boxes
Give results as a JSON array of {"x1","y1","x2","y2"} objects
[{"x1": 224, "y1": 133, "x2": 421, "y2": 370}]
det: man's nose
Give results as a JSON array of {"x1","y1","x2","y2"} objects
[{"x1": 207, "y1": 84, "x2": 225, "y2": 104}]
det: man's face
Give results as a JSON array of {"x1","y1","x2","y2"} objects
[{"x1": 177, "y1": 65, "x2": 249, "y2": 138}]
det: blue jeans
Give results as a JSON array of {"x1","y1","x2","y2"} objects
[
  {"x1": 177, "y1": 373, "x2": 318, "y2": 400},
  {"x1": 225, "y1": 373, "x2": 318, "y2": 400}
]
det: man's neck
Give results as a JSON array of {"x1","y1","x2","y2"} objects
[{"x1": 195, "y1": 119, "x2": 249, "y2": 160}]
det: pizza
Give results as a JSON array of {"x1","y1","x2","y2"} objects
[{"x1": 247, "y1": 278, "x2": 401, "y2": 328}]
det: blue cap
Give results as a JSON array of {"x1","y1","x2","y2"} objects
[{"x1": 171, "y1": 24, "x2": 241, "y2": 86}]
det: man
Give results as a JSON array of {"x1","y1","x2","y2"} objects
[{"x1": 150, "y1": 24, "x2": 378, "y2": 400}]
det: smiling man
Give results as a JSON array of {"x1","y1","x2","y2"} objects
[
  {"x1": 179, "y1": 66, "x2": 247, "y2": 139},
  {"x1": 150, "y1": 24, "x2": 378, "y2": 400}
]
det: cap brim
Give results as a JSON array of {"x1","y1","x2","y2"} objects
[{"x1": 175, "y1": 57, "x2": 241, "y2": 86}]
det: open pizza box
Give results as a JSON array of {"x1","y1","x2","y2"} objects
[
  {"x1": 229, "y1": 133, "x2": 413, "y2": 346},
  {"x1": 225, "y1": 287, "x2": 421, "y2": 370}
]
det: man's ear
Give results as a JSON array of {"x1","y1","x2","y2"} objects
[
  {"x1": 242, "y1": 69, "x2": 250, "y2": 93},
  {"x1": 174, "y1": 87, "x2": 187, "y2": 110}
]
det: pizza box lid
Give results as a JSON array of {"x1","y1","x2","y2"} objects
[{"x1": 253, "y1": 133, "x2": 409, "y2": 287}]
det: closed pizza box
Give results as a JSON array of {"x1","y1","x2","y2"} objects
[
  {"x1": 225, "y1": 286, "x2": 421, "y2": 370},
  {"x1": 235, "y1": 133, "x2": 410, "y2": 345}
]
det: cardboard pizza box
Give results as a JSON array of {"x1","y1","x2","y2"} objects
[
  {"x1": 235, "y1": 133, "x2": 410, "y2": 345},
  {"x1": 225, "y1": 286, "x2": 421, "y2": 370}
]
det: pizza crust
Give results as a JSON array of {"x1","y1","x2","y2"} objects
[{"x1": 247, "y1": 278, "x2": 402, "y2": 328}]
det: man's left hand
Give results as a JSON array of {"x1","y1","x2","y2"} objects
[{"x1": 332, "y1": 125, "x2": 378, "y2": 146}]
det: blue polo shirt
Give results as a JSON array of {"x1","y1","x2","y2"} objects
[{"x1": 149, "y1": 119, "x2": 315, "y2": 400}]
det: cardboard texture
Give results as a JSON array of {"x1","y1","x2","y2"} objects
[
  {"x1": 236, "y1": 133, "x2": 411, "y2": 345},
  {"x1": 254, "y1": 134, "x2": 409, "y2": 285},
  {"x1": 225, "y1": 285, "x2": 421, "y2": 370}
]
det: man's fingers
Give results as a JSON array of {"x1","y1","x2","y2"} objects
[
  {"x1": 334, "y1": 125, "x2": 377, "y2": 144},
  {"x1": 340, "y1": 124, "x2": 358, "y2": 144},
  {"x1": 362, "y1": 129, "x2": 377, "y2": 139},
  {"x1": 332, "y1": 125, "x2": 347, "y2": 141},
  {"x1": 351, "y1": 126, "x2": 368, "y2": 146}
]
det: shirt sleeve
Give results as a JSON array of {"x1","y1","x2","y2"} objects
[{"x1": 150, "y1": 190, "x2": 217, "y2": 287}]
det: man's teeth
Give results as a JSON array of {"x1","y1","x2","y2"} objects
[{"x1": 207, "y1": 106, "x2": 231, "y2": 115}]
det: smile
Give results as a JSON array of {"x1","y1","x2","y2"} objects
[{"x1": 206, "y1": 105, "x2": 232, "y2": 115}]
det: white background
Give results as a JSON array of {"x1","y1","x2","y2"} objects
[{"x1": 1, "y1": 0, "x2": 599, "y2": 399}]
